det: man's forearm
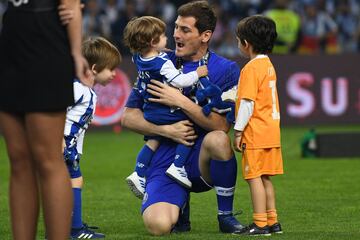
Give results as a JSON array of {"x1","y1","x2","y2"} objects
[
  {"x1": 121, "y1": 107, "x2": 197, "y2": 146},
  {"x1": 145, "y1": 80, "x2": 230, "y2": 132},
  {"x1": 121, "y1": 107, "x2": 165, "y2": 136}
]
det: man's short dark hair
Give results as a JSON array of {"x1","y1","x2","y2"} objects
[{"x1": 177, "y1": 1, "x2": 217, "y2": 34}]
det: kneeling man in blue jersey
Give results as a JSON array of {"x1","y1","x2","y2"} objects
[
  {"x1": 121, "y1": 1, "x2": 246, "y2": 235},
  {"x1": 64, "y1": 37, "x2": 121, "y2": 239}
]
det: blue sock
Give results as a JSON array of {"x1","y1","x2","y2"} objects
[
  {"x1": 72, "y1": 188, "x2": 83, "y2": 229},
  {"x1": 135, "y1": 145, "x2": 154, "y2": 177},
  {"x1": 173, "y1": 144, "x2": 192, "y2": 167},
  {"x1": 210, "y1": 156, "x2": 237, "y2": 215}
]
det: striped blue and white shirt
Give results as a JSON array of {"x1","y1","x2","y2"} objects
[
  {"x1": 133, "y1": 52, "x2": 199, "y2": 124},
  {"x1": 64, "y1": 80, "x2": 97, "y2": 156}
]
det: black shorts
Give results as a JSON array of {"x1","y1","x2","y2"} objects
[{"x1": 0, "y1": 7, "x2": 74, "y2": 112}]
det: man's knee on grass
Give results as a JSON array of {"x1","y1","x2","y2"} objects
[
  {"x1": 143, "y1": 214, "x2": 173, "y2": 235},
  {"x1": 143, "y1": 203, "x2": 179, "y2": 236}
]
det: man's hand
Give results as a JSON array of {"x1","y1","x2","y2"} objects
[
  {"x1": 147, "y1": 80, "x2": 187, "y2": 109},
  {"x1": 233, "y1": 130, "x2": 242, "y2": 152},
  {"x1": 162, "y1": 120, "x2": 197, "y2": 146}
]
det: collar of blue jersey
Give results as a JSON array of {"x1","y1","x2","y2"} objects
[{"x1": 175, "y1": 49, "x2": 211, "y2": 70}]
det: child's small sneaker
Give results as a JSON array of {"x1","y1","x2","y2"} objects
[
  {"x1": 269, "y1": 222, "x2": 283, "y2": 234},
  {"x1": 71, "y1": 225, "x2": 105, "y2": 239},
  {"x1": 165, "y1": 163, "x2": 192, "y2": 188},
  {"x1": 236, "y1": 223, "x2": 271, "y2": 236},
  {"x1": 125, "y1": 172, "x2": 146, "y2": 199}
]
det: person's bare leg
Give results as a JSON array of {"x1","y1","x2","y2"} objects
[
  {"x1": 71, "y1": 176, "x2": 83, "y2": 188},
  {"x1": 262, "y1": 175, "x2": 276, "y2": 210},
  {"x1": 143, "y1": 202, "x2": 180, "y2": 236},
  {"x1": 262, "y1": 175, "x2": 279, "y2": 226},
  {"x1": 26, "y1": 112, "x2": 72, "y2": 240},
  {"x1": 0, "y1": 112, "x2": 39, "y2": 240},
  {"x1": 247, "y1": 178, "x2": 266, "y2": 213}
]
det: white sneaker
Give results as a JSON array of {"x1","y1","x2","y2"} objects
[
  {"x1": 165, "y1": 163, "x2": 192, "y2": 188},
  {"x1": 125, "y1": 172, "x2": 146, "y2": 199}
]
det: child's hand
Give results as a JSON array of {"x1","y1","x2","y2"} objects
[
  {"x1": 233, "y1": 131, "x2": 242, "y2": 152},
  {"x1": 58, "y1": 3, "x2": 84, "y2": 25},
  {"x1": 196, "y1": 65, "x2": 208, "y2": 78}
]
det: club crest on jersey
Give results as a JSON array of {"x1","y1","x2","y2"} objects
[
  {"x1": 72, "y1": 160, "x2": 80, "y2": 171},
  {"x1": 9, "y1": 0, "x2": 29, "y2": 7}
]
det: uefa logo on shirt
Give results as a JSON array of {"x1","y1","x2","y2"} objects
[{"x1": 72, "y1": 160, "x2": 80, "y2": 171}]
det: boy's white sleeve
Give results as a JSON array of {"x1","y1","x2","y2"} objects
[
  {"x1": 160, "y1": 60, "x2": 199, "y2": 88},
  {"x1": 73, "y1": 82, "x2": 86, "y2": 103},
  {"x1": 234, "y1": 99, "x2": 254, "y2": 131},
  {"x1": 76, "y1": 131, "x2": 85, "y2": 154}
]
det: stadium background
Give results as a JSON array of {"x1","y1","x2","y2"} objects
[{"x1": 0, "y1": 0, "x2": 360, "y2": 239}]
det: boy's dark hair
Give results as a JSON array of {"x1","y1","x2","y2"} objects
[
  {"x1": 236, "y1": 15, "x2": 277, "y2": 54},
  {"x1": 178, "y1": 1, "x2": 217, "y2": 34},
  {"x1": 82, "y1": 37, "x2": 122, "y2": 72},
  {"x1": 123, "y1": 16, "x2": 166, "y2": 54}
]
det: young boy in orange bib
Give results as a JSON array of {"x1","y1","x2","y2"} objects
[{"x1": 232, "y1": 15, "x2": 284, "y2": 236}]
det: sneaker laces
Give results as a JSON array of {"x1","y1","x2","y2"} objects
[
  {"x1": 222, "y1": 210, "x2": 243, "y2": 225},
  {"x1": 139, "y1": 177, "x2": 146, "y2": 189},
  {"x1": 82, "y1": 222, "x2": 99, "y2": 230},
  {"x1": 233, "y1": 210, "x2": 243, "y2": 217},
  {"x1": 177, "y1": 167, "x2": 188, "y2": 178},
  {"x1": 84, "y1": 228, "x2": 96, "y2": 235}
]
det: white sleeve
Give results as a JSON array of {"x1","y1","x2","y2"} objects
[
  {"x1": 160, "y1": 60, "x2": 199, "y2": 88},
  {"x1": 73, "y1": 82, "x2": 86, "y2": 103},
  {"x1": 76, "y1": 131, "x2": 85, "y2": 154},
  {"x1": 234, "y1": 99, "x2": 254, "y2": 131}
]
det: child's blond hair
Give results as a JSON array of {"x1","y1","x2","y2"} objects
[
  {"x1": 123, "y1": 16, "x2": 166, "y2": 54},
  {"x1": 82, "y1": 37, "x2": 122, "y2": 72}
]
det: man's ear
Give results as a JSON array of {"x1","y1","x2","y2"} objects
[
  {"x1": 91, "y1": 64, "x2": 97, "y2": 74},
  {"x1": 201, "y1": 30, "x2": 212, "y2": 43}
]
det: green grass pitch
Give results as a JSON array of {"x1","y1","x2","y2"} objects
[{"x1": 1, "y1": 126, "x2": 360, "y2": 239}]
